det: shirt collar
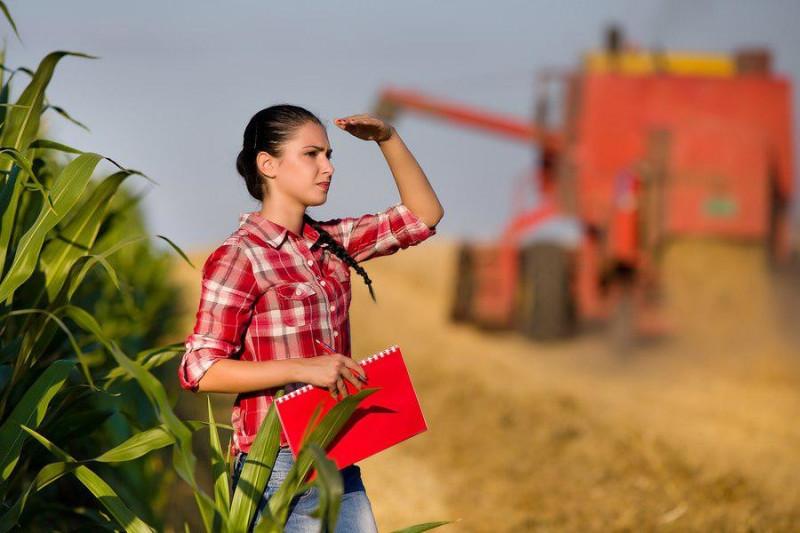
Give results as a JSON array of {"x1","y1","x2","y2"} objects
[{"x1": 238, "y1": 211, "x2": 321, "y2": 249}]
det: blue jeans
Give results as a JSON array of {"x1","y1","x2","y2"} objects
[{"x1": 230, "y1": 446, "x2": 378, "y2": 533}]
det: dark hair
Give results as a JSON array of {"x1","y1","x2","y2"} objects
[{"x1": 235, "y1": 104, "x2": 376, "y2": 302}]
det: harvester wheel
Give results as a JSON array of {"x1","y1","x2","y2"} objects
[
  {"x1": 515, "y1": 242, "x2": 577, "y2": 340},
  {"x1": 450, "y1": 243, "x2": 474, "y2": 323}
]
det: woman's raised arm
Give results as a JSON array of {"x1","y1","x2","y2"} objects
[{"x1": 335, "y1": 114, "x2": 445, "y2": 229}]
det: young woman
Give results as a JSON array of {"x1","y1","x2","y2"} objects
[{"x1": 177, "y1": 104, "x2": 444, "y2": 532}]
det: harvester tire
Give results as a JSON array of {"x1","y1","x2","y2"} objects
[
  {"x1": 450, "y1": 243, "x2": 474, "y2": 323},
  {"x1": 515, "y1": 242, "x2": 577, "y2": 340}
]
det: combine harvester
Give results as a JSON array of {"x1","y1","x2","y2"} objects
[{"x1": 374, "y1": 26, "x2": 795, "y2": 344}]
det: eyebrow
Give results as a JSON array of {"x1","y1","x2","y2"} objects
[{"x1": 303, "y1": 145, "x2": 333, "y2": 155}]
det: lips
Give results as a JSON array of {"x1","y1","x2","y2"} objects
[{"x1": 317, "y1": 182, "x2": 330, "y2": 191}]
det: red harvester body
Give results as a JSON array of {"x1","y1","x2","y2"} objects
[{"x1": 374, "y1": 29, "x2": 794, "y2": 341}]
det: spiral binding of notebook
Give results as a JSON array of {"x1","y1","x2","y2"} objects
[
  {"x1": 273, "y1": 344, "x2": 426, "y2": 470},
  {"x1": 273, "y1": 344, "x2": 400, "y2": 404}
]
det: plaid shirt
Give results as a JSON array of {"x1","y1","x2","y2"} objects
[{"x1": 177, "y1": 203, "x2": 436, "y2": 455}]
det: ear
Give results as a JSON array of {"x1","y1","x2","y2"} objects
[{"x1": 256, "y1": 151, "x2": 278, "y2": 179}]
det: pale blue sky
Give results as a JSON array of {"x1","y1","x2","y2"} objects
[{"x1": 9, "y1": 1, "x2": 800, "y2": 250}]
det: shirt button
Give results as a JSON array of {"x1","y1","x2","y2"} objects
[
  {"x1": 330, "y1": 305, "x2": 336, "y2": 312},
  {"x1": 295, "y1": 288, "x2": 302, "y2": 295},
  {"x1": 307, "y1": 259, "x2": 314, "y2": 267},
  {"x1": 333, "y1": 331, "x2": 339, "y2": 337},
  {"x1": 320, "y1": 280, "x2": 326, "y2": 287}
]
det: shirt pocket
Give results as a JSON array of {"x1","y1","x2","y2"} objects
[{"x1": 274, "y1": 282, "x2": 317, "y2": 327}]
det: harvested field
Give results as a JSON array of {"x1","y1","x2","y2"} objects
[{"x1": 168, "y1": 237, "x2": 800, "y2": 532}]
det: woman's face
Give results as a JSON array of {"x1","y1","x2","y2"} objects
[{"x1": 260, "y1": 121, "x2": 334, "y2": 208}]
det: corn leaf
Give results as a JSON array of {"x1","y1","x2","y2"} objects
[
  {"x1": 207, "y1": 396, "x2": 231, "y2": 530},
  {"x1": 29, "y1": 138, "x2": 84, "y2": 154},
  {"x1": 0, "y1": 51, "x2": 95, "y2": 152},
  {"x1": 101, "y1": 343, "x2": 184, "y2": 386},
  {"x1": 44, "y1": 103, "x2": 89, "y2": 132},
  {"x1": 60, "y1": 304, "x2": 220, "y2": 532},
  {"x1": 0, "y1": 1, "x2": 20, "y2": 42},
  {"x1": 0, "y1": 146, "x2": 56, "y2": 214},
  {"x1": 0, "y1": 461, "x2": 78, "y2": 532},
  {"x1": 92, "y1": 426, "x2": 175, "y2": 463},
  {"x1": 0, "y1": 359, "x2": 74, "y2": 481},
  {"x1": 229, "y1": 399, "x2": 282, "y2": 533},
  {"x1": 0, "y1": 152, "x2": 104, "y2": 304},
  {"x1": 390, "y1": 522, "x2": 453, "y2": 533},
  {"x1": 303, "y1": 444, "x2": 343, "y2": 532},
  {"x1": 40, "y1": 169, "x2": 138, "y2": 301},
  {"x1": 20, "y1": 426, "x2": 155, "y2": 533},
  {"x1": 0, "y1": 51, "x2": 96, "y2": 275},
  {"x1": 0, "y1": 307, "x2": 94, "y2": 392},
  {"x1": 156, "y1": 233, "x2": 196, "y2": 269}
]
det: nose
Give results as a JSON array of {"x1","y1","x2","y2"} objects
[{"x1": 321, "y1": 157, "x2": 334, "y2": 176}]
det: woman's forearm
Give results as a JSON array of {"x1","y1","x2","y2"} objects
[
  {"x1": 196, "y1": 358, "x2": 305, "y2": 394},
  {"x1": 377, "y1": 128, "x2": 444, "y2": 228}
]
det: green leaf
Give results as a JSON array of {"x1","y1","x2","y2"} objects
[
  {"x1": 0, "y1": 307, "x2": 95, "y2": 391},
  {"x1": 44, "y1": 103, "x2": 90, "y2": 132},
  {"x1": 155, "y1": 233, "x2": 196, "y2": 269},
  {"x1": 0, "y1": 1, "x2": 21, "y2": 42},
  {"x1": 390, "y1": 521, "x2": 453, "y2": 533},
  {"x1": 303, "y1": 444, "x2": 343, "y2": 532},
  {"x1": 59, "y1": 304, "x2": 221, "y2": 532},
  {"x1": 0, "y1": 146, "x2": 57, "y2": 214},
  {"x1": 0, "y1": 461, "x2": 78, "y2": 532},
  {"x1": 0, "y1": 359, "x2": 74, "y2": 481},
  {"x1": 21, "y1": 426, "x2": 155, "y2": 533},
  {"x1": 29, "y1": 138, "x2": 84, "y2": 154},
  {"x1": 101, "y1": 344, "x2": 184, "y2": 387},
  {"x1": 0, "y1": 147, "x2": 36, "y2": 182},
  {"x1": 0, "y1": 51, "x2": 95, "y2": 151},
  {"x1": 66, "y1": 248, "x2": 130, "y2": 302},
  {"x1": 92, "y1": 426, "x2": 175, "y2": 463},
  {"x1": 40, "y1": 169, "x2": 139, "y2": 301},
  {"x1": 307, "y1": 388, "x2": 379, "y2": 450},
  {"x1": 229, "y1": 400, "x2": 282, "y2": 532},
  {"x1": 20, "y1": 424, "x2": 73, "y2": 461},
  {"x1": 0, "y1": 51, "x2": 96, "y2": 276},
  {"x1": 207, "y1": 396, "x2": 230, "y2": 528},
  {"x1": 0, "y1": 152, "x2": 104, "y2": 304}
]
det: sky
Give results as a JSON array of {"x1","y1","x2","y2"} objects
[{"x1": 7, "y1": 1, "x2": 800, "y2": 251}]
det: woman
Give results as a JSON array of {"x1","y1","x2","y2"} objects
[{"x1": 177, "y1": 104, "x2": 444, "y2": 532}]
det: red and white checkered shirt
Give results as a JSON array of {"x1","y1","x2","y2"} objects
[{"x1": 177, "y1": 203, "x2": 436, "y2": 456}]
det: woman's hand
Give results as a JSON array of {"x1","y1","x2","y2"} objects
[
  {"x1": 297, "y1": 354, "x2": 368, "y2": 399},
  {"x1": 334, "y1": 113, "x2": 394, "y2": 143}
]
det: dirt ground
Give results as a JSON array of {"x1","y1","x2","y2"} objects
[{"x1": 169, "y1": 237, "x2": 800, "y2": 532}]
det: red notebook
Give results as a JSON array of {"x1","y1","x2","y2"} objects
[{"x1": 273, "y1": 345, "x2": 427, "y2": 470}]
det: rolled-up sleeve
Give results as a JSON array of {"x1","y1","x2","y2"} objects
[
  {"x1": 319, "y1": 203, "x2": 437, "y2": 263},
  {"x1": 178, "y1": 243, "x2": 259, "y2": 392}
]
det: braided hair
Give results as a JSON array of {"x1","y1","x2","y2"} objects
[
  {"x1": 235, "y1": 104, "x2": 377, "y2": 303},
  {"x1": 305, "y1": 217, "x2": 376, "y2": 303}
]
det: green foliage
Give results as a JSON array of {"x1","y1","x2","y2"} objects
[{"x1": 0, "y1": 10, "x2": 191, "y2": 531}]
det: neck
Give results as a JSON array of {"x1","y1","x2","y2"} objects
[{"x1": 259, "y1": 195, "x2": 307, "y2": 236}]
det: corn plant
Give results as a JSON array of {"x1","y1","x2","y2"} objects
[{"x1": 0, "y1": 4, "x2": 205, "y2": 530}]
